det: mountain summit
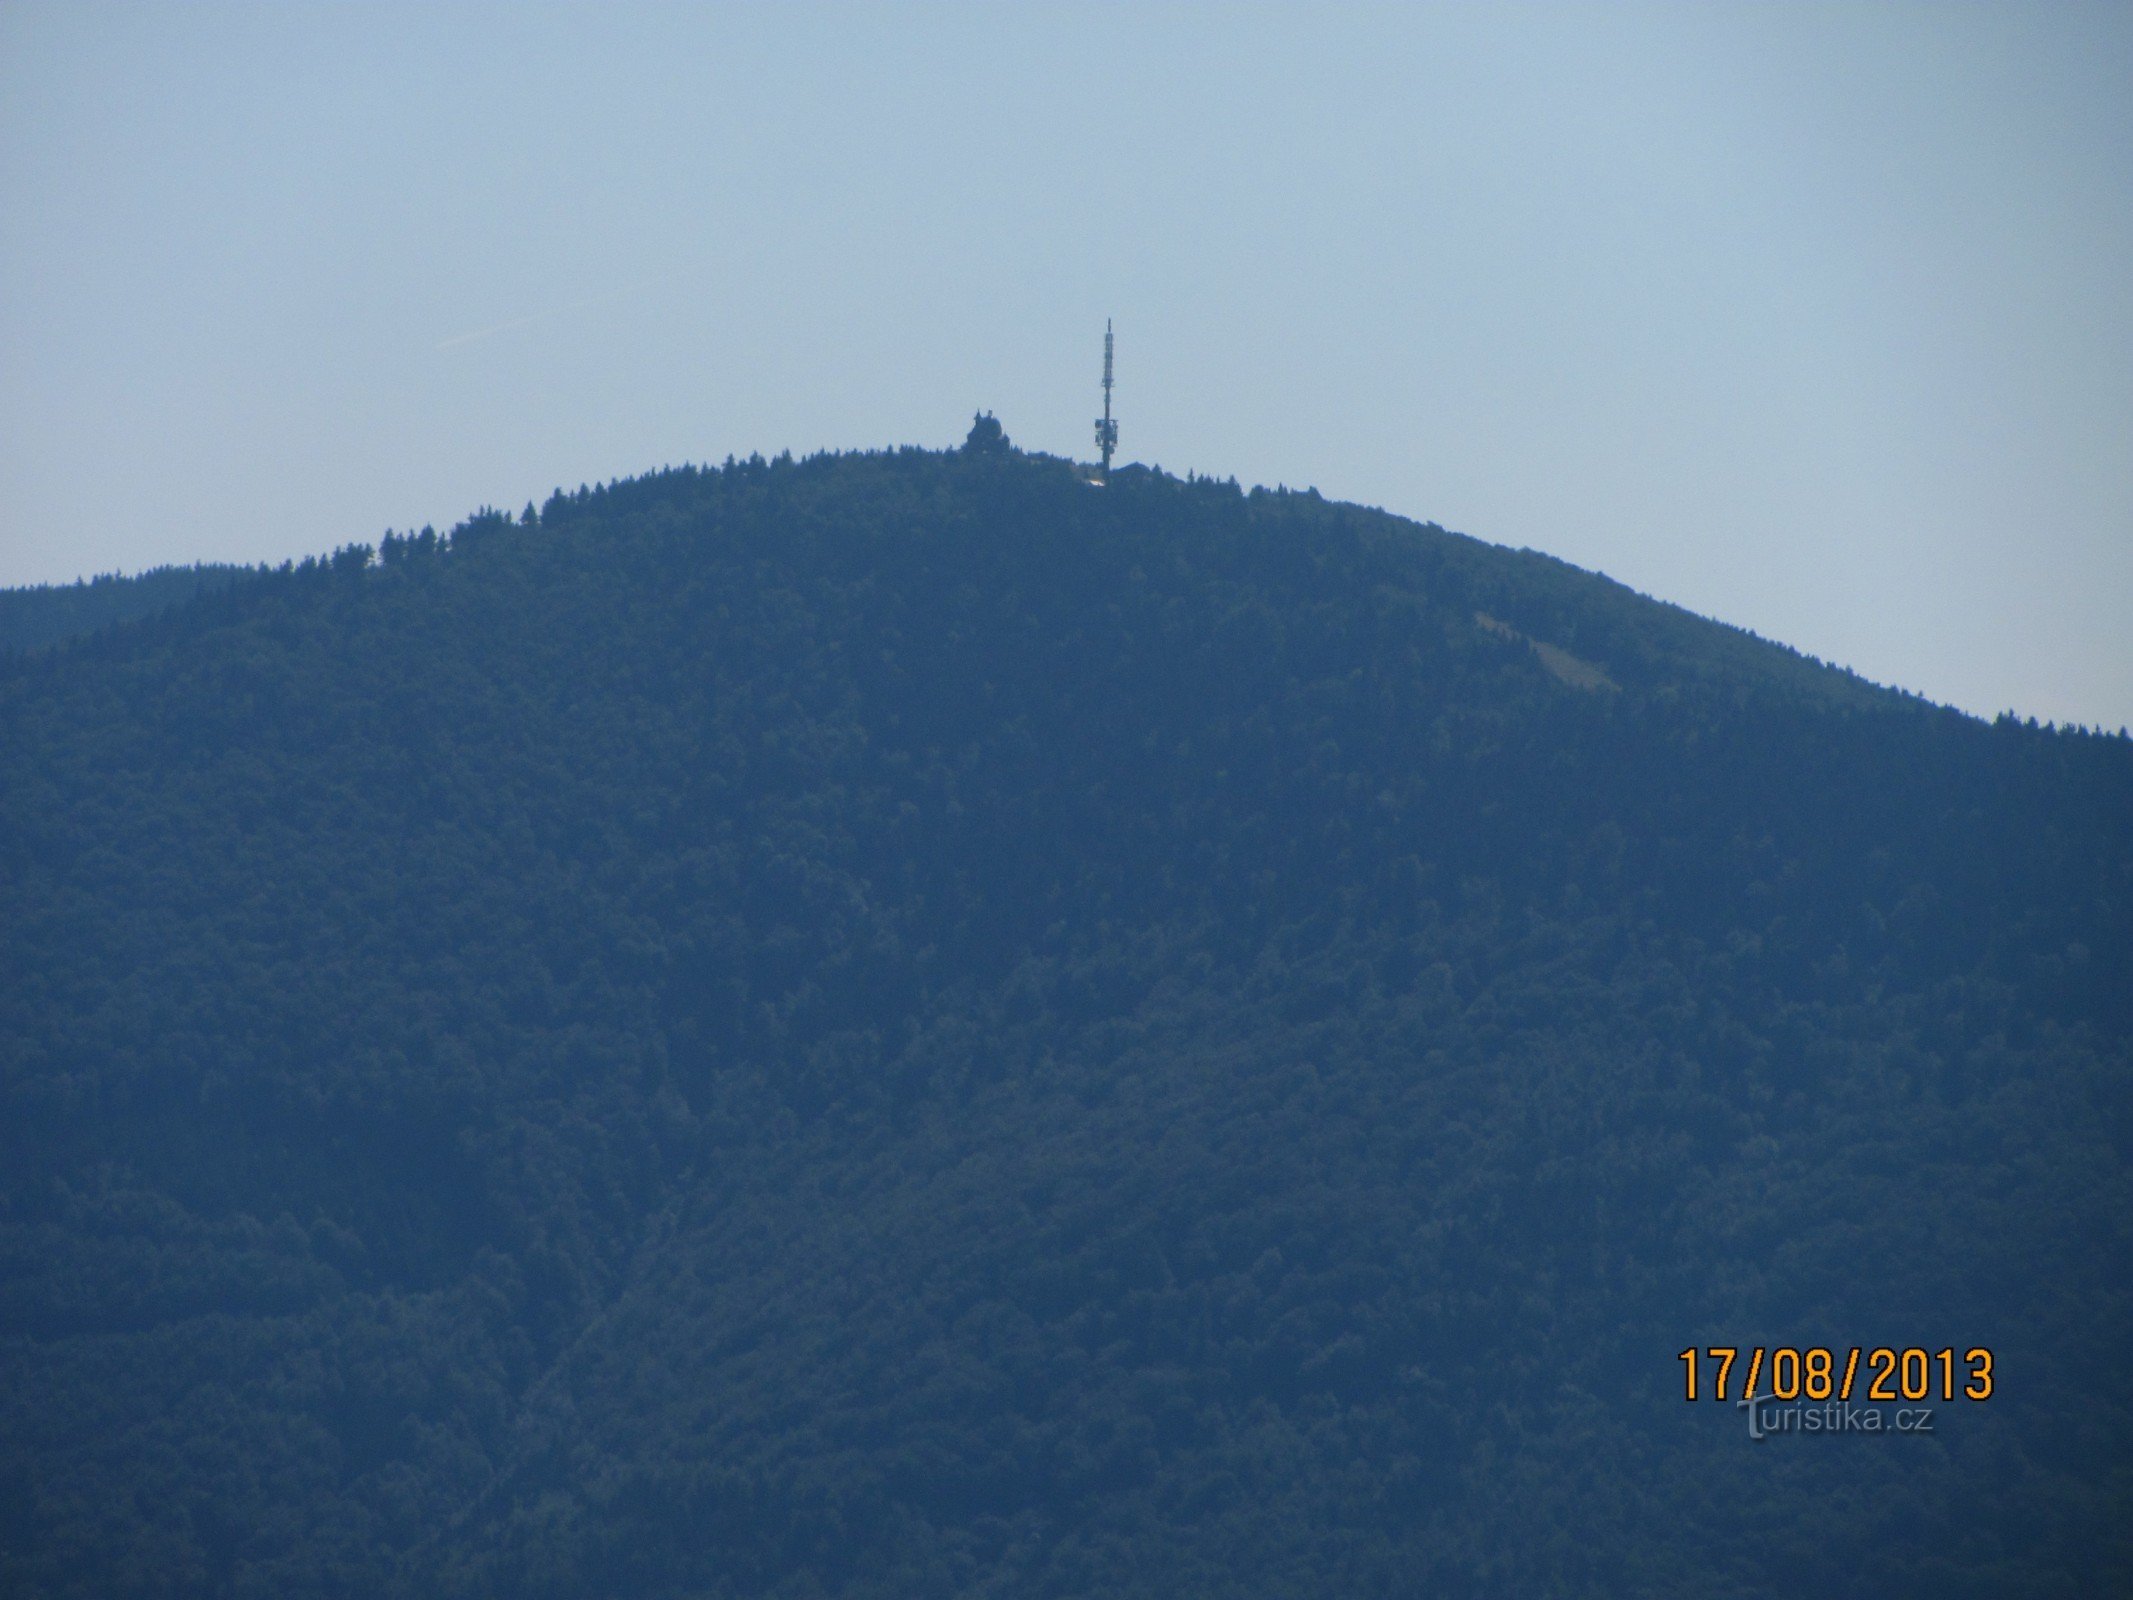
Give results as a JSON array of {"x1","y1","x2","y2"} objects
[{"x1": 3, "y1": 442, "x2": 2128, "y2": 1596}]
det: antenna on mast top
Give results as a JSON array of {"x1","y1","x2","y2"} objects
[{"x1": 1094, "y1": 319, "x2": 1118, "y2": 484}]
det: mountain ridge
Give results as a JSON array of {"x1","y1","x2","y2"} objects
[
  {"x1": 0, "y1": 562, "x2": 262, "y2": 656},
  {"x1": 2, "y1": 438, "x2": 2127, "y2": 1597},
  {"x1": 6, "y1": 444, "x2": 1940, "y2": 721}
]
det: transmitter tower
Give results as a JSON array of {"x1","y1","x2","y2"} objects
[{"x1": 1094, "y1": 320, "x2": 1118, "y2": 483}]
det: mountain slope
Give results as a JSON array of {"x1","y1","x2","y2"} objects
[
  {"x1": 2, "y1": 439, "x2": 2128, "y2": 1598},
  {"x1": 0, "y1": 563, "x2": 261, "y2": 654}
]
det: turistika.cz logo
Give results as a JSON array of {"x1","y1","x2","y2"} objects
[{"x1": 1740, "y1": 1394, "x2": 1934, "y2": 1440}]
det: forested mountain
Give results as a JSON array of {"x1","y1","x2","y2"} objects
[
  {"x1": 0, "y1": 563, "x2": 261, "y2": 654},
  {"x1": 2, "y1": 429, "x2": 2128, "y2": 1598}
]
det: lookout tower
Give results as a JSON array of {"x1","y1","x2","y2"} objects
[{"x1": 1093, "y1": 320, "x2": 1118, "y2": 484}]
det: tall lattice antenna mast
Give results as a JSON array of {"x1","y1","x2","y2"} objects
[{"x1": 1094, "y1": 319, "x2": 1118, "y2": 483}]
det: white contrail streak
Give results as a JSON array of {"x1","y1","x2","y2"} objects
[{"x1": 434, "y1": 274, "x2": 677, "y2": 352}]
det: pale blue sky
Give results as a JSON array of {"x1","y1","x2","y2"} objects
[{"x1": 3, "y1": 2, "x2": 2129, "y2": 726}]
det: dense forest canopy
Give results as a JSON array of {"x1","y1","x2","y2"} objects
[
  {"x1": 1, "y1": 437, "x2": 2128, "y2": 1597},
  {"x1": 0, "y1": 563, "x2": 261, "y2": 655}
]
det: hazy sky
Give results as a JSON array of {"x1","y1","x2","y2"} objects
[{"x1": 3, "y1": 2, "x2": 2129, "y2": 727}]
